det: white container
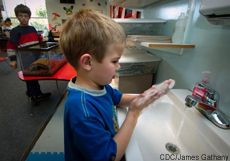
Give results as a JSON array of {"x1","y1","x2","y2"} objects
[
  {"x1": 116, "y1": 47, "x2": 161, "y2": 93},
  {"x1": 172, "y1": 12, "x2": 186, "y2": 44}
]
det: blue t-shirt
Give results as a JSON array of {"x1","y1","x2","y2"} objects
[{"x1": 64, "y1": 77, "x2": 123, "y2": 161}]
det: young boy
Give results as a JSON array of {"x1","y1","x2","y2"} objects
[
  {"x1": 7, "y1": 4, "x2": 51, "y2": 100},
  {"x1": 60, "y1": 9, "x2": 171, "y2": 161}
]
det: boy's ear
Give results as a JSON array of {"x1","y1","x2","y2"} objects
[{"x1": 80, "y1": 54, "x2": 92, "y2": 71}]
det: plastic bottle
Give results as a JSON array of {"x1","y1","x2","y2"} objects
[
  {"x1": 172, "y1": 12, "x2": 186, "y2": 44},
  {"x1": 201, "y1": 71, "x2": 211, "y2": 86}
]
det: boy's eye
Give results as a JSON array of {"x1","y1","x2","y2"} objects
[
  {"x1": 18, "y1": 14, "x2": 29, "y2": 18},
  {"x1": 112, "y1": 60, "x2": 118, "y2": 64}
]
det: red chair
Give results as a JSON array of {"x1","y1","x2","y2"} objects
[{"x1": 0, "y1": 57, "x2": 10, "y2": 74}]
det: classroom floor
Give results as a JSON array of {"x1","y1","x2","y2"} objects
[{"x1": 26, "y1": 94, "x2": 66, "y2": 161}]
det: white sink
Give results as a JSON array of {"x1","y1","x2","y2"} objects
[{"x1": 117, "y1": 89, "x2": 230, "y2": 161}]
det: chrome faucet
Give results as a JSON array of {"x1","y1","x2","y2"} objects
[{"x1": 185, "y1": 82, "x2": 230, "y2": 129}]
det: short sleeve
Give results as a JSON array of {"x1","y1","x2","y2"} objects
[
  {"x1": 106, "y1": 85, "x2": 123, "y2": 105},
  {"x1": 73, "y1": 118, "x2": 117, "y2": 161}
]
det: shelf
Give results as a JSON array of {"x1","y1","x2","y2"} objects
[
  {"x1": 140, "y1": 42, "x2": 195, "y2": 49},
  {"x1": 139, "y1": 42, "x2": 195, "y2": 55},
  {"x1": 114, "y1": 18, "x2": 166, "y2": 23},
  {"x1": 127, "y1": 35, "x2": 195, "y2": 49},
  {"x1": 126, "y1": 35, "x2": 195, "y2": 55},
  {"x1": 109, "y1": 0, "x2": 160, "y2": 8}
]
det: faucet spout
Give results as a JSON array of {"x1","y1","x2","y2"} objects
[
  {"x1": 185, "y1": 82, "x2": 230, "y2": 129},
  {"x1": 185, "y1": 95, "x2": 197, "y2": 108},
  {"x1": 185, "y1": 95, "x2": 216, "y2": 116}
]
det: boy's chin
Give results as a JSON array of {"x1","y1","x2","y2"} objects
[{"x1": 99, "y1": 81, "x2": 112, "y2": 86}]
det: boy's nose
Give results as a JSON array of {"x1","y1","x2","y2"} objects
[
  {"x1": 116, "y1": 63, "x2": 120, "y2": 70},
  {"x1": 117, "y1": 63, "x2": 121, "y2": 70}
]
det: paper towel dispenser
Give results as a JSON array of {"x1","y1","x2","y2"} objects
[{"x1": 199, "y1": 0, "x2": 230, "y2": 25}]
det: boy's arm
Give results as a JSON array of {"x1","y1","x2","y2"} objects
[
  {"x1": 114, "y1": 79, "x2": 173, "y2": 160},
  {"x1": 113, "y1": 110, "x2": 139, "y2": 161},
  {"x1": 114, "y1": 91, "x2": 163, "y2": 161},
  {"x1": 117, "y1": 94, "x2": 138, "y2": 108},
  {"x1": 7, "y1": 41, "x2": 18, "y2": 68}
]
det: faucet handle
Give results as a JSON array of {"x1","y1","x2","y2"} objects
[
  {"x1": 204, "y1": 90, "x2": 219, "y2": 108},
  {"x1": 193, "y1": 81, "x2": 219, "y2": 108}
]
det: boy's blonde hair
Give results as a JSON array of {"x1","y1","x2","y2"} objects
[{"x1": 59, "y1": 9, "x2": 126, "y2": 70}]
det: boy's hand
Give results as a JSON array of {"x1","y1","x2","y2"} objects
[
  {"x1": 10, "y1": 61, "x2": 18, "y2": 69},
  {"x1": 128, "y1": 90, "x2": 163, "y2": 117},
  {"x1": 141, "y1": 79, "x2": 174, "y2": 101},
  {"x1": 128, "y1": 79, "x2": 174, "y2": 116}
]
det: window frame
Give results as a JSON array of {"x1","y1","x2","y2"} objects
[{"x1": 2, "y1": 0, "x2": 49, "y2": 31}]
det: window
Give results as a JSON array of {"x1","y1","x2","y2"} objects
[{"x1": 2, "y1": 0, "x2": 48, "y2": 31}]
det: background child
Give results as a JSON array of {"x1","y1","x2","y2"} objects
[
  {"x1": 1, "y1": 18, "x2": 12, "y2": 32},
  {"x1": 7, "y1": 4, "x2": 51, "y2": 100},
  {"x1": 60, "y1": 9, "x2": 172, "y2": 161}
]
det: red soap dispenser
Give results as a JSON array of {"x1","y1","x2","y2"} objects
[{"x1": 192, "y1": 71, "x2": 211, "y2": 102}]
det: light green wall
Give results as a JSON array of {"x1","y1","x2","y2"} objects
[
  {"x1": 142, "y1": 0, "x2": 230, "y2": 116},
  {"x1": 45, "y1": 0, "x2": 107, "y2": 27}
]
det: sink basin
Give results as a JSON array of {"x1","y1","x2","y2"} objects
[{"x1": 117, "y1": 89, "x2": 230, "y2": 161}]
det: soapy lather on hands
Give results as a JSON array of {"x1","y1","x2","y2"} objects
[{"x1": 138, "y1": 79, "x2": 175, "y2": 106}]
